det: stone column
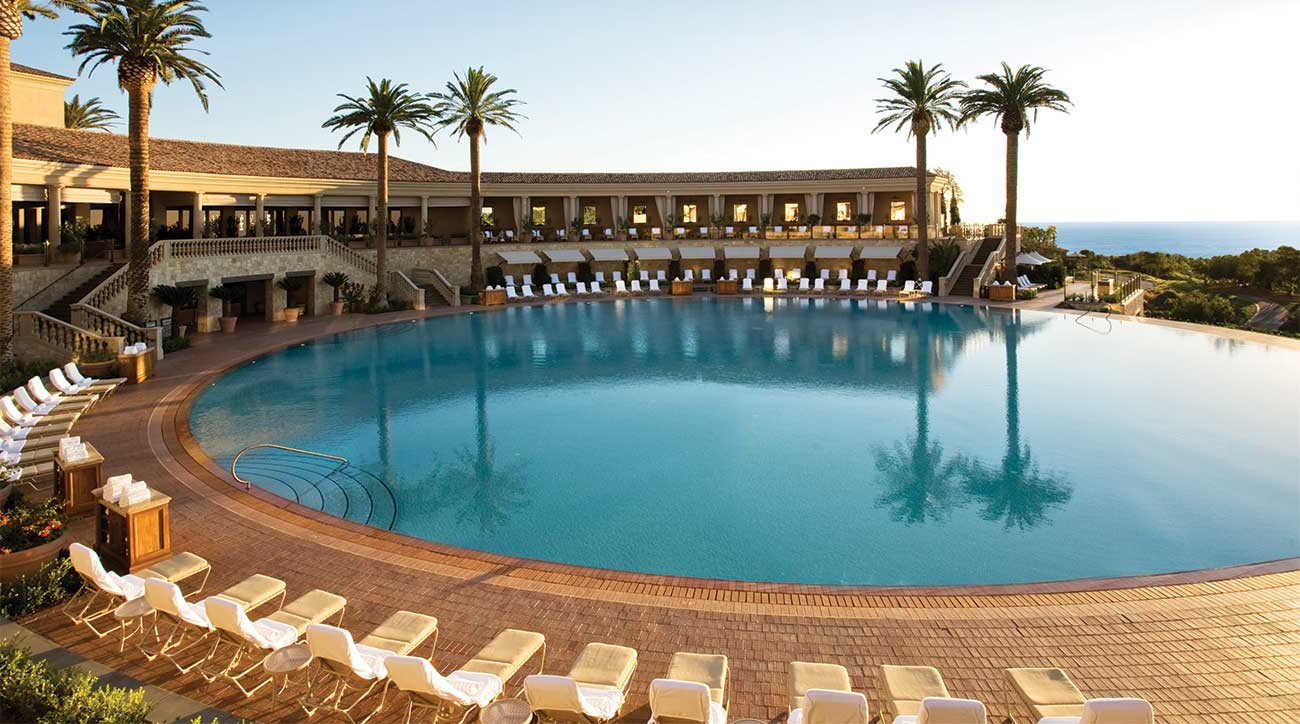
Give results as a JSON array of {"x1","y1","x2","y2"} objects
[
  {"x1": 856, "y1": 192, "x2": 867, "y2": 220},
  {"x1": 191, "y1": 191, "x2": 203, "y2": 239},
  {"x1": 866, "y1": 192, "x2": 876, "y2": 225},
  {"x1": 761, "y1": 193, "x2": 773, "y2": 221},
  {"x1": 420, "y1": 195, "x2": 430, "y2": 238},
  {"x1": 804, "y1": 193, "x2": 816, "y2": 222},
  {"x1": 312, "y1": 194, "x2": 323, "y2": 234},
  {"x1": 654, "y1": 195, "x2": 668, "y2": 229},
  {"x1": 562, "y1": 196, "x2": 575, "y2": 231},
  {"x1": 45, "y1": 184, "x2": 62, "y2": 249},
  {"x1": 254, "y1": 194, "x2": 266, "y2": 236},
  {"x1": 610, "y1": 195, "x2": 621, "y2": 232}
]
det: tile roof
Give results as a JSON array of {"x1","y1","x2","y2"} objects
[
  {"x1": 13, "y1": 124, "x2": 459, "y2": 182},
  {"x1": 11, "y1": 63, "x2": 75, "y2": 82},
  {"x1": 14, "y1": 124, "x2": 929, "y2": 187}
]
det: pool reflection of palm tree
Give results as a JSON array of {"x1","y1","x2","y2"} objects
[
  {"x1": 962, "y1": 311, "x2": 1071, "y2": 529},
  {"x1": 873, "y1": 309, "x2": 966, "y2": 523},
  {"x1": 435, "y1": 316, "x2": 528, "y2": 533}
]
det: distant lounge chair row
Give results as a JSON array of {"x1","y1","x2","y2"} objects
[{"x1": 1, "y1": 362, "x2": 126, "y2": 485}]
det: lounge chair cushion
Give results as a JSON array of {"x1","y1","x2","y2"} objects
[
  {"x1": 1008, "y1": 668, "x2": 1086, "y2": 719},
  {"x1": 649, "y1": 678, "x2": 725, "y2": 724},
  {"x1": 666, "y1": 652, "x2": 728, "y2": 705},
  {"x1": 137, "y1": 551, "x2": 210, "y2": 584},
  {"x1": 1064, "y1": 698, "x2": 1154, "y2": 724},
  {"x1": 567, "y1": 642, "x2": 638, "y2": 690},
  {"x1": 882, "y1": 665, "x2": 950, "y2": 717},
  {"x1": 789, "y1": 688, "x2": 869, "y2": 724},
  {"x1": 525, "y1": 674, "x2": 623, "y2": 721},
  {"x1": 265, "y1": 589, "x2": 347, "y2": 635},
  {"x1": 211, "y1": 573, "x2": 286, "y2": 611},
  {"x1": 357, "y1": 610, "x2": 438, "y2": 654},
  {"x1": 461, "y1": 628, "x2": 546, "y2": 680},
  {"x1": 68, "y1": 542, "x2": 145, "y2": 600},
  {"x1": 204, "y1": 596, "x2": 297, "y2": 650},
  {"x1": 789, "y1": 662, "x2": 852, "y2": 712},
  {"x1": 307, "y1": 623, "x2": 387, "y2": 680},
  {"x1": 146, "y1": 578, "x2": 211, "y2": 629}
]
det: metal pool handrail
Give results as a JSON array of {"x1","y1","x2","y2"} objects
[{"x1": 231, "y1": 444, "x2": 348, "y2": 490}]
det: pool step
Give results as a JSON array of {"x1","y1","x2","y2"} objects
[{"x1": 219, "y1": 449, "x2": 397, "y2": 530}]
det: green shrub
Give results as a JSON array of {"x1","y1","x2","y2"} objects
[
  {"x1": 1016, "y1": 287, "x2": 1039, "y2": 300},
  {"x1": 0, "y1": 359, "x2": 58, "y2": 393},
  {"x1": 1146, "y1": 289, "x2": 1249, "y2": 325},
  {"x1": 0, "y1": 639, "x2": 151, "y2": 723},
  {"x1": 161, "y1": 336, "x2": 191, "y2": 354},
  {"x1": 1, "y1": 494, "x2": 67, "y2": 555},
  {"x1": 0, "y1": 557, "x2": 80, "y2": 618},
  {"x1": 78, "y1": 348, "x2": 116, "y2": 364}
]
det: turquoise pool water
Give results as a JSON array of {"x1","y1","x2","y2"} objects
[{"x1": 189, "y1": 298, "x2": 1300, "y2": 586}]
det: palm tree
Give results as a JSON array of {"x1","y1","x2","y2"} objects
[
  {"x1": 0, "y1": 0, "x2": 88, "y2": 364},
  {"x1": 65, "y1": 0, "x2": 221, "y2": 324},
  {"x1": 431, "y1": 66, "x2": 525, "y2": 292},
  {"x1": 872, "y1": 60, "x2": 964, "y2": 282},
  {"x1": 323, "y1": 78, "x2": 437, "y2": 310},
  {"x1": 959, "y1": 63, "x2": 1071, "y2": 285},
  {"x1": 64, "y1": 93, "x2": 119, "y2": 130},
  {"x1": 962, "y1": 311, "x2": 1071, "y2": 528}
]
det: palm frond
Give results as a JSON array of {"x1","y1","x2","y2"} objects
[
  {"x1": 63, "y1": 0, "x2": 222, "y2": 110},
  {"x1": 958, "y1": 62, "x2": 1071, "y2": 136},
  {"x1": 428, "y1": 66, "x2": 527, "y2": 142},
  {"x1": 63, "y1": 93, "x2": 120, "y2": 130},
  {"x1": 871, "y1": 59, "x2": 965, "y2": 138},
  {"x1": 321, "y1": 76, "x2": 439, "y2": 151}
]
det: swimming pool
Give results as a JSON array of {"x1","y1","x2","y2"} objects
[{"x1": 188, "y1": 298, "x2": 1300, "y2": 586}]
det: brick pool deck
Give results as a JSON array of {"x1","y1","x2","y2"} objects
[{"x1": 17, "y1": 300, "x2": 1300, "y2": 723}]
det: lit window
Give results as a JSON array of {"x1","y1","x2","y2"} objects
[
  {"x1": 836, "y1": 202, "x2": 852, "y2": 222},
  {"x1": 632, "y1": 205, "x2": 648, "y2": 224},
  {"x1": 681, "y1": 204, "x2": 698, "y2": 223},
  {"x1": 531, "y1": 206, "x2": 546, "y2": 225},
  {"x1": 582, "y1": 205, "x2": 597, "y2": 225},
  {"x1": 481, "y1": 206, "x2": 495, "y2": 226},
  {"x1": 732, "y1": 203, "x2": 749, "y2": 223},
  {"x1": 784, "y1": 203, "x2": 800, "y2": 222},
  {"x1": 890, "y1": 201, "x2": 907, "y2": 222}
]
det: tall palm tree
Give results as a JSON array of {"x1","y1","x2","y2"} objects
[
  {"x1": 959, "y1": 63, "x2": 1071, "y2": 285},
  {"x1": 0, "y1": 0, "x2": 87, "y2": 363},
  {"x1": 323, "y1": 78, "x2": 437, "y2": 310},
  {"x1": 430, "y1": 66, "x2": 525, "y2": 292},
  {"x1": 65, "y1": 0, "x2": 221, "y2": 324},
  {"x1": 872, "y1": 60, "x2": 964, "y2": 282},
  {"x1": 64, "y1": 93, "x2": 119, "y2": 130}
]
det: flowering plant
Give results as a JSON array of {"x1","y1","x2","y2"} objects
[{"x1": 0, "y1": 495, "x2": 67, "y2": 555}]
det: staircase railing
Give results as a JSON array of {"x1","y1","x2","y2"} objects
[
  {"x1": 410, "y1": 267, "x2": 460, "y2": 306},
  {"x1": 80, "y1": 240, "x2": 167, "y2": 311},
  {"x1": 12, "y1": 311, "x2": 124, "y2": 360},
  {"x1": 387, "y1": 271, "x2": 426, "y2": 311},
  {"x1": 973, "y1": 237, "x2": 1007, "y2": 293},
  {"x1": 171, "y1": 235, "x2": 320, "y2": 258},
  {"x1": 937, "y1": 239, "x2": 979, "y2": 297},
  {"x1": 321, "y1": 236, "x2": 377, "y2": 276},
  {"x1": 69, "y1": 304, "x2": 164, "y2": 360},
  {"x1": 230, "y1": 443, "x2": 347, "y2": 491}
]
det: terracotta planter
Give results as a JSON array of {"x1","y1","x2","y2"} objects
[
  {"x1": 0, "y1": 482, "x2": 11, "y2": 507},
  {"x1": 283, "y1": 307, "x2": 302, "y2": 323},
  {"x1": 330, "y1": 301, "x2": 346, "y2": 316},
  {"x1": 219, "y1": 316, "x2": 239, "y2": 333},
  {"x1": 0, "y1": 532, "x2": 66, "y2": 584},
  {"x1": 80, "y1": 359, "x2": 116, "y2": 378}
]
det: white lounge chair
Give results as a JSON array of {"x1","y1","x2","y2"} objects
[
  {"x1": 747, "y1": 226, "x2": 758, "y2": 238},
  {"x1": 775, "y1": 267, "x2": 785, "y2": 279},
  {"x1": 789, "y1": 689, "x2": 870, "y2": 724},
  {"x1": 576, "y1": 282, "x2": 589, "y2": 295},
  {"x1": 919, "y1": 281, "x2": 934, "y2": 296},
  {"x1": 867, "y1": 269, "x2": 878, "y2": 283},
  {"x1": 542, "y1": 284, "x2": 555, "y2": 297},
  {"x1": 612, "y1": 271, "x2": 623, "y2": 282},
  {"x1": 855, "y1": 279, "x2": 870, "y2": 294},
  {"x1": 523, "y1": 274, "x2": 533, "y2": 286},
  {"x1": 200, "y1": 590, "x2": 346, "y2": 696},
  {"x1": 649, "y1": 279, "x2": 662, "y2": 294},
  {"x1": 657, "y1": 270, "x2": 667, "y2": 282},
  {"x1": 504, "y1": 230, "x2": 514, "y2": 241},
  {"x1": 590, "y1": 281, "x2": 603, "y2": 294},
  {"x1": 595, "y1": 271, "x2": 606, "y2": 283},
  {"x1": 303, "y1": 612, "x2": 439, "y2": 723},
  {"x1": 1007, "y1": 668, "x2": 1153, "y2": 724},
  {"x1": 876, "y1": 280, "x2": 888, "y2": 294},
  {"x1": 29, "y1": 376, "x2": 95, "y2": 410},
  {"x1": 701, "y1": 268, "x2": 712, "y2": 281},
  {"x1": 630, "y1": 280, "x2": 644, "y2": 294},
  {"x1": 838, "y1": 279, "x2": 851, "y2": 293},
  {"x1": 819, "y1": 269, "x2": 830, "y2": 281},
  {"x1": 651, "y1": 227, "x2": 662, "y2": 240},
  {"x1": 581, "y1": 229, "x2": 592, "y2": 240},
  {"x1": 12, "y1": 387, "x2": 59, "y2": 416},
  {"x1": 520, "y1": 285, "x2": 535, "y2": 299},
  {"x1": 724, "y1": 226, "x2": 735, "y2": 238},
  {"x1": 777, "y1": 278, "x2": 789, "y2": 292},
  {"x1": 648, "y1": 652, "x2": 729, "y2": 724},
  {"x1": 555, "y1": 283, "x2": 569, "y2": 297},
  {"x1": 63, "y1": 362, "x2": 125, "y2": 395},
  {"x1": 887, "y1": 270, "x2": 898, "y2": 283},
  {"x1": 788, "y1": 662, "x2": 860, "y2": 723},
  {"x1": 839, "y1": 269, "x2": 849, "y2": 281},
  {"x1": 524, "y1": 642, "x2": 637, "y2": 724},
  {"x1": 746, "y1": 268, "x2": 756, "y2": 280},
  {"x1": 64, "y1": 543, "x2": 210, "y2": 642},
  {"x1": 742, "y1": 278, "x2": 754, "y2": 292},
  {"x1": 550, "y1": 273, "x2": 561, "y2": 285},
  {"x1": 615, "y1": 280, "x2": 629, "y2": 294},
  {"x1": 891, "y1": 698, "x2": 987, "y2": 724},
  {"x1": 603, "y1": 228, "x2": 614, "y2": 240},
  {"x1": 640, "y1": 270, "x2": 650, "y2": 282},
  {"x1": 763, "y1": 278, "x2": 775, "y2": 293},
  {"x1": 798, "y1": 278, "x2": 810, "y2": 292},
  {"x1": 683, "y1": 269, "x2": 694, "y2": 282},
  {"x1": 674, "y1": 227, "x2": 687, "y2": 239},
  {"x1": 557, "y1": 229, "x2": 568, "y2": 240},
  {"x1": 697, "y1": 226, "x2": 709, "y2": 238},
  {"x1": 813, "y1": 279, "x2": 825, "y2": 293},
  {"x1": 902, "y1": 280, "x2": 917, "y2": 296},
  {"x1": 504, "y1": 275, "x2": 516, "y2": 287},
  {"x1": 141, "y1": 573, "x2": 286, "y2": 673},
  {"x1": 567, "y1": 272, "x2": 578, "y2": 284},
  {"x1": 506, "y1": 287, "x2": 519, "y2": 301},
  {"x1": 388, "y1": 629, "x2": 545, "y2": 724},
  {"x1": 728, "y1": 269, "x2": 738, "y2": 280},
  {"x1": 628, "y1": 228, "x2": 639, "y2": 240}
]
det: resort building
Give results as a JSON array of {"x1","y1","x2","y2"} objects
[{"x1": 10, "y1": 62, "x2": 958, "y2": 338}]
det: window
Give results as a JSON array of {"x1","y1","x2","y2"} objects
[
  {"x1": 632, "y1": 205, "x2": 648, "y2": 224},
  {"x1": 531, "y1": 206, "x2": 546, "y2": 225},
  {"x1": 732, "y1": 203, "x2": 749, "y2": 223},
  {"x1": 582, "y1": 205, "x2": 597, "y2": 225},
  {"x1": 681, "y1": 204, "x2": 698, "y2": 223},
  {"x1": 481, "y1": 206, "x2": 495, "y2": 227},
  {"x1": 890, "y1": 201, "x2": 907, "y2": 222},
  {"x1": 784, "y1": 203, "x2": 800, "y2": 222},
  {"x1": 836, "y1": 202, "x2": 852, "y2": 222}
]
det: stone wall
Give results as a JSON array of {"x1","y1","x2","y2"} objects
[{"x1": 13, "y1": 265, "x2": 77, "y2": 309}]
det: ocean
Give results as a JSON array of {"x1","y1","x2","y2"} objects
[{"x1": 1019, "y1": 221, "x2": 1300, "y2": 258}]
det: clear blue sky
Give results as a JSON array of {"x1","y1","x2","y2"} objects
[{"x1": 15, "y1": 0, "x2": 1299, "y2": 222}]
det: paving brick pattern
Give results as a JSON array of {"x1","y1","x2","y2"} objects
[{"x1": 18, "y1": 305, "x2": 1300, "y2": 723}]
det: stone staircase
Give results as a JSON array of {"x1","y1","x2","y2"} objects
[
  {"x1": 42, "y1": 263, "x2": 122, "y2": 322},
  {"x1": 949, "y1": 238, "x2": 1003, "y2": 297}
]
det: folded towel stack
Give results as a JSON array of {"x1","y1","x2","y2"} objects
[
  {"x1": 59, "y1": 436, "x2": 89, "y2": 462},
  {"x1": 121, "y1": 342, "x2": 149, "y2": 356},
  {"x1": 123, "y1": 480, "x2": 150, "y2": 506},
  {"x1": 102, "y1": 473, "x2": 133, "y2": 503}
]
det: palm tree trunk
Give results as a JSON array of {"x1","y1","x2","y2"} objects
[
  {"x1": 1003, "y1": 130, "x2": 1019, "y2": 284},
  {"x1": 468, "y1": 130, "x2": 484, "y2": 292},
  {"x1": 124, "y1": 81, "x2": 154, "y2": 324},
  {"x1": 915, "y1": 132, "x2": 929, "y2": 281},
  {"x1": 0, "y1": 36, "x2": 14, "y2": 365},
  {"x1": 374, "y1": 131, "x2": 389, "y2": 308}
]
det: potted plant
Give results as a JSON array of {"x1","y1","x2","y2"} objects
[
  {"x1": 57, "y1": 219, "x2": 89, "y2": 264},
  {"x1": 77, "y1": 347, "x2": 117, "y2": 378},
  {"x1": 340, "y1": 282, "x2": 367, "y2": 313},
  {"x1": 208, "y1": 284, "x2": 242, "y2": 333},
  {"x1": 760, "y1": 212, "x2": 772, "y2": 234},
  {"x1": 710, "y1": 213, "x2": 726, "y2": 239},
  {"x1": 274, "y1": 277, "x2": 303, "y2": 322},
  {"x1": 0, "y1": 494, "x2": 67, "y2": 583},
  {"x1": 322, "y1": 272, "x2": 349, "y2": 316},
  {"x1": 149, "y1": 284, "x2": 198, "y2": 337}
]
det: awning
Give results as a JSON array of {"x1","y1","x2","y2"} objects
[
  {"x1": 724, "y1": 246, "x2": 760, "y2": 259},
  {"x1": 543, "y1": 249, "x2": 586, "y2": 263},
  {"x1": 858, "y1": 245, "x2": 904, "y2": 259},
  {"x1": 814, "y1": 246, "x2": 853, "y2": 259},
  {"x1": 61, "y1": 188, "x2": 118, "y2": 204},
  {"x1": 634, "y1": 247, "x2": 673, "y2": 261},
  {"x1": 588, "y1": 248, "x2": 628, "y2": 262},
  {"x1": 677, "y1": 246, "x2": 715, "y2": 260},
  {"x1": 1016, "y1": 251, "x2": 1052, "y2": 266},
  {"x1": 768, "y1": 245, "x2": 807, "y2": 259},
  {"x1": 498, "y1": 251, "x2": 542, "y2": 265}
]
